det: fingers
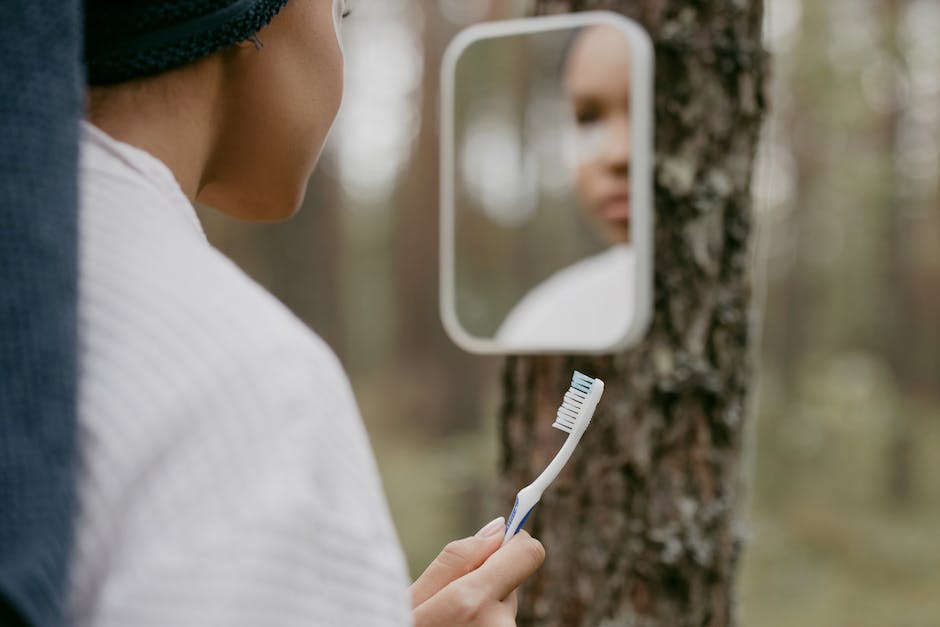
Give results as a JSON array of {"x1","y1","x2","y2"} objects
[
  {"x1": 413, "y1": 581, "x2": 519, "y2": 627},
  {"x1": 468, "y1": 530, "x2": 545, "y2": 601},
  {"x1": 412, "y1": 530, "x2": 542, "y2": 627},
  {"x1": 410, "y1": 517, "x2": 505, "y2": 608}
]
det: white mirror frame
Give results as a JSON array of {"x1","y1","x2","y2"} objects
[{"x1": 440, "y1": 11, "x2": 655, "y2": 355}]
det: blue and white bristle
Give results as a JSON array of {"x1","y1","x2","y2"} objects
[{"x1": 552, "y1": 370, "x2": 595, "y2": 433}]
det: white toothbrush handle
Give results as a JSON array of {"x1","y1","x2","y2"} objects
[
  {"x1": 500, "y1": 377, "x2": 604, "y2": 547},
  {"x1": 501, "y1": 485, "x2": 542, "y2": 547},
  {"x1": 500, "y1": 419, "x2": 589, "y2": 546}
]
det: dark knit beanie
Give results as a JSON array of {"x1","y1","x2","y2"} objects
[{"x1": 83, "y1": 0, "x2": 290, "y2": 85}]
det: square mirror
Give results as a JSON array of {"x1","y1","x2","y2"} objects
[{"x1": 440, "y1": 11, "x2": 654, "y2": 354}]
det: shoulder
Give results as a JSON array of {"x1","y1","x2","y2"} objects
[
  {"x1": 75, "y1": 116, "x2": 370, "y2": 517},
  {"x1": 78, "y1": 205, "x2": 349, "y2": 423},
  {"x1": 72, "y1": 125, "x2": 411, "y2": 626},
  {"x1": 496, "y1": 246, "x2": 634, "y2": 347},
  {"x1": 77, "y1": 149, "x2": 359, "y2": 467}
]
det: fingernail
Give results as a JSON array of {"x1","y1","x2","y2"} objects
[{"x1": 476, "y1": 516, "x2": 505, "y2": 538}]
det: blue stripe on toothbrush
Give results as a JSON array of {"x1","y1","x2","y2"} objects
[
  {"x1": 514, "y1": 508, "x2": 533, "y2": 535},
  {"x1": 505, "y1": 497, "x2": 534, "y2": 537},
  {"x1": 506, "y1": 497, "x2": 519, "y2": 533},
  {"x1": 572, "y1": 370, "x2": 594, "y2": 394}
]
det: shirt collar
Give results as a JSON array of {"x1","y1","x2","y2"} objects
[{"x1": 80, "y1": 119, "x2": 206, "y2": 238}]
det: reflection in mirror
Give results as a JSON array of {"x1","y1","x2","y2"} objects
[{"x1": 442, "y1": 13, "x2": 653, "y2": 353}]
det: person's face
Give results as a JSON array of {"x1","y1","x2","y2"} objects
[
  {"x1": 197, "y1": 0, "x2": 348, "y2": 221},
  {"x1": 563, "y1": 25, "x2": 632, "y2": 245}
]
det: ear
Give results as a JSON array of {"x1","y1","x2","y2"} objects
[{"x1": 235, "y1": 36, "x2": 264, "y2": 50}]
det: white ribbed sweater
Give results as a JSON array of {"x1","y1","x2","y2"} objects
[{"x1": 69, "y1": 121, "x2": 412, "y2": 626}]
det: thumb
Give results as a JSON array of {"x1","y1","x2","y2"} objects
[{"x1": 409, "y1": 516, "x2": 505, "y2": 608}]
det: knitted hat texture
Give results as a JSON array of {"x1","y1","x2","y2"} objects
[{"x1": 84, "y1": 0, "x2": 290, "y2": 85}]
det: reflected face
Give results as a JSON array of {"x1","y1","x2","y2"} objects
[
  {"x1": 197, "y1": 0, "x2": 348, "y2": 221},
  {"x1": 563, "y1": 25, "x2": 632, "y2": 244}
]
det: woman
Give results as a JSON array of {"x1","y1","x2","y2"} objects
[
  {"x1": 73, "y1": 1, "x2": 544, "y2": 625},
  {"x1": 564, "y1": 24, "x2": 633, "y2": 246},
  {"x1": 496, "y1": 24, "x2": 635, "y2": 350}
]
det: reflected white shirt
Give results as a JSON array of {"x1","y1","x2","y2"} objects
[
  {"x1": 496, "y1": 244, "x2": 634, "y2": 351},
  {"x1": 70, "y1": 120, "x2": 412, "y2": 626}
]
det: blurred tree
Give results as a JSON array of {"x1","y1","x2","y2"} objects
[
  {"x1": 878, "y1": 0, "x2": 915, "y2": 506},
  {"x1": 499, "y1": 1, "x2": 767, "y2": 625},
  {"x1": 390, "y1": 0, "x2": 498, "y2": 438}
]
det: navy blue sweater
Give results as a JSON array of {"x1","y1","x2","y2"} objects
[{"x1": 0, "y1": 1, "x2": 82, "y2": 625}]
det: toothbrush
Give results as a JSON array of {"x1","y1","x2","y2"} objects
[{"x1": 501, "y1": 370, "x2": 605, "y2": 546}]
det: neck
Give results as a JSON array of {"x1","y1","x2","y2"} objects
[{"x1": 86, "y1": 59, "x2": 224, "y2": 203}]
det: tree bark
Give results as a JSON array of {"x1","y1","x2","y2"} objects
[{"x1": 499, "y1": 2, "x2": 768, "y2": 626}]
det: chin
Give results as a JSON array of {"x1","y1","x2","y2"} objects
[
  {"x1": 606, "y1": 221, "x2": 631, "y2": 245},
  {"x1": 198, "y1": 180, "x2": 307, "y2": 222},
  {"x1": 247, "y1": 189, "x2": 306, "y2": 222}
]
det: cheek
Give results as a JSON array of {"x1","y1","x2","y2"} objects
[
  {"x1": 305, "y1": 27, "x2": 344, "y2": 136},
  {"x1": 331, "y1": 0, "x2": 345, "y2": 53},
  {"x1": 279, "y1": 2, "x2": 345, "y2": 148},
  {"x1": 571, "y1": 123, "x2": 610, "y2": 163},
  {"x1": 277, "y1": 35, "x2": 343, "y2": 172},
  {"x1": 575, "y1": 162, "x2": 606, "y2": 203},
  {"x1": 322, "y1": 1, "x2": 346, "y2": 115},
  {"x1": 325, "y1": 48, "x2": 345, "y2": 120}
]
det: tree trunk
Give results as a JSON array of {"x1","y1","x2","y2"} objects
[
  {"x1": 878, "y1": 0, "x2": 915, "y2": 507},
  {"x1": 499, "y1": 2, "x2": 768, "y2": 626}
]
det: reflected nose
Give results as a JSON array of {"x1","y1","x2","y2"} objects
[{"x1": 605, "y1": 116, "x2": 631, "y2": 176}]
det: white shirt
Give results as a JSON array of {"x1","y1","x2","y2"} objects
[
  {"x1": 70, "y1": 120, "x2": 412, "y2": 626},
  {"x1": 495, "y1": 244, "x2": 634, "y2": 351}
]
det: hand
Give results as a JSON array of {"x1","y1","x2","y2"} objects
[{"x1": 410, "y1": 517, "x2": 546, "y2": 627}]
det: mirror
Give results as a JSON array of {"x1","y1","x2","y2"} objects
[{"x1": 440, "y1": 12, "x2": 654, "y2": 354}]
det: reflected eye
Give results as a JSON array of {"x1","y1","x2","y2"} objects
[
  {"x1": 572, "y1": 97, "x2": 603, "y2": 126},
  {"x1": 575, "y1": 107, "x2": 601, "y2": 126},
  {"x1": 342, "y1": 0, "x2": 353, "y2": 18}
]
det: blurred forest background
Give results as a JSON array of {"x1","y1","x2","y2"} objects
[{"x1": 195, "y1": 0, "x2": 940, "y2": 624}]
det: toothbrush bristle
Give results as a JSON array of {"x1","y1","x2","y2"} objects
[{"x1": 552, "y1": 370, "x2": 595, "y2": 433}]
